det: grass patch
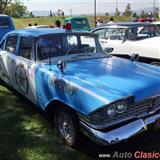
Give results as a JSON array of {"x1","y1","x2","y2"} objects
[
  {"x1": 13, "y1": 16, "x2": 131, "y2": 29},
  {"x1": 0, "y1": 85, "x2": 91, "y2": 160},
  {"x1": 0, "y1": 84, "x2": 160, "y2": 160}
]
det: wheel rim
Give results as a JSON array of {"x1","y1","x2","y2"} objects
[{"x1": 57, "y1": 112, "x2": 75, "y2": 141}]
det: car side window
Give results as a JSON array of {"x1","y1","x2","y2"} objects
[
  {"x1": 19, "y1": 37, "x2": 32, "y2": 60},
  {"x1": 5, "y1": 36, "x2": 18, "y2": 54},
  {"x1": 93, "y1": 29, "x2": 106, "y2": 38},
  {"x1": 0, "y1": 18, "x2": 10, "y2": 29}
]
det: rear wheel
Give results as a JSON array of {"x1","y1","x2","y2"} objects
[{"x1": 54, "y1": 107, "x2": 79, "y2": 147}]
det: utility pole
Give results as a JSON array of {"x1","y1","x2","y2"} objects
[
  {"x1": 94, "y1": 0, "x2": 96, "y2": 27},
  {"x1": 116, "y1": 0, "x2": 118, "y2": 10},
  {"x1": 70, "y1": 9, "x2": 72, "y2": 17},
  {"x1": 153, "y1": 0, "x2": 156, "y2": 17}
]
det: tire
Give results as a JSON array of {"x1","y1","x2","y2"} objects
[{"x1": 54, "y1": 107, "x2": 80, "y2": 147}]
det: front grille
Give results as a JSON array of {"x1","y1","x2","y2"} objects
[
  {"x1": 150, "y1": 96, "x2": 160, "y2": 112},
  {"x1": 104, "y1": 95, "x2": 160, "y2": 127}
]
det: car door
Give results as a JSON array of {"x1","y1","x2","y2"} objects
[
  {"x1": 0, "y1": 35, "x2": 18, "y2": 85},
  {"x1": 7, "y1": 36, "x2": 37, "y2": 104}
]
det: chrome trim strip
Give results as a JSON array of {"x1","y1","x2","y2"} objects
[{"x1": 80, "y1": 113, "x2": 160, "y2": 145}]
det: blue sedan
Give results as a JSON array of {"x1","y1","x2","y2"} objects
[
  {"x1": 0, "y1": 28, "x2": 160, "y2": 146},
  {"x1": 0, "y1": 15, "x2": 15, "y2": 41}
]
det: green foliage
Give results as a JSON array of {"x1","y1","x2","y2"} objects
[
  {"x1": 0, "y1": 0, "x2": 11, "y2": 14},
  {"x1": 105, "y1": 12, "x2": 110, "y2": 16},
  {"x1": 139, "y1": 10, "x2": 147, "y2": 18},
  {"x1": 114, "y1": 8, "x2": 121, "y2": 16},
  {"x1": 123, "y1": 3, "x2": 132, "y2": 17},
  {"x1": 153, "y1": 7, "x2": 159, "y2": 18},
  {"x1": 4, "y1": 0, "x2": 27, "y2": 18}
]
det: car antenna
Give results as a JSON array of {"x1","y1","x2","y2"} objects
[{"x1": 49, "y1": 40, "x2": 52, "y2": 71}]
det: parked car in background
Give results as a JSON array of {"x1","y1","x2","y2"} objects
[
  {"x1": 138, "y1": 18, "x2": 154, "y2": 22},
  {"x1": 25, "y1": 25, "x2": 50, "y2": 29},
  {"x1": 0, "y1": 28, "x2": 160, "y2": 147},
  {"x1": 153, "y1": 21, "x2": 160, "y2": 30},
  {"x1": 92, "y1": 22, "x2": 160, "y2": 65},
  {"x1": 64, "y1": 16, "x2": 91, "y2": 32},
  {"x1": 0, "y1": 14, "x2": 15, "y2": 41}
]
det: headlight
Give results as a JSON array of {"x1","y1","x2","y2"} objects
[
  {"x1": 116, "y1": 101, "x2": 127, "y2": 113},
  {"x1": 82, "y1": 98, "x2": 134, "y2": 129},
  {"x1": 106, "y1": 101, "x2": 127, "y2": 117},
  {"x1": 86, "y1": 100, "x2": 129, "y2": 127},
  {"x1": 107, "y1": 104, "x2": 117, "y2": 117}
]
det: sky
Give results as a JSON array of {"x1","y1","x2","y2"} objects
[{"x1": 21, "y1": 0, "x2": 160, "y2": 15}]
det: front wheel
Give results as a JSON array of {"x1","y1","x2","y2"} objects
[{"x1": 54, "y1": 107, "x2": 80, "y2": 147}]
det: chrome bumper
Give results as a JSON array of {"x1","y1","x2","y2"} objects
[{"x1": 80, "y1": 113, "x2": 160, "y2": 145}]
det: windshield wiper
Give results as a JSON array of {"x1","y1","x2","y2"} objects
[
  {"x1": 71, "y1": 53, "x2": 93, "y2": 58},
  {"x1": 65, "y1": 45, "x2": 78, "y2": 56}
]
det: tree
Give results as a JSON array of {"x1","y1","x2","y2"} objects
[
  {"x1": 5, "y1": 0, "x2": 27, "y2": 18},
  {"x1": 105, "y1": 12, "x2": 110, "y2": 16},
  {"x1": 123, "y1": 3, "x2": 132, "y2": 17},
  {"x1": 139, "y1": 10, "x2": 146, "y2": 18},
  {"x1": 29, "y1": 11, "x2": 34, "y2": 18},
  {"x1": 0, "y1": 0, "x2": 11, "y2": 14},
  {"x1": 153, "y1": 7, "x2": 159, "y2": 18},
  {"x1": 114, "y1": 8, "x2": 120, "y2": 16},
  {"x1": 50, "y1": 10, "x2": 52, "y2": 17}
]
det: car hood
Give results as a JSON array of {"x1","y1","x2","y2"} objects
[
  {"x1": 40, "y1": 56, "x2": 160, "y2": 115},
  {"x1": 66, "y1": 56, "x2": 160, "y2": 103}
]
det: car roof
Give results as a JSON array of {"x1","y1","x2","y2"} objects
[
  {"x1": 93, "y1": 22, "x2": 154, "y2": 30},
  {"x1": 65, "y1": 16, "x2": 87, "y2": 20},
  {"x1": 153, "y1": 21, "x2": 160, "y2": 25},
  {"x1": 7, "y1": 28, "x2": 92, "y2": 37},
  {"x1": 0, "y1": 14, "x2": 11, "y2": 18}
]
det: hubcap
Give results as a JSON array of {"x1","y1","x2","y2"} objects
[{"x1": 58, "y1": 112, "x2": 75, "y2": 141}]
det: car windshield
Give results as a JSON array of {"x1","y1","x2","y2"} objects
[
  {"x1": 105, "y1": 28, "x2": 127, "y2": 40},
  {"x1": 135, "y1": 25, "x2": 160, "y2": 39},
  {"x1": 36, "y1": 34, "x2": 107, "y2": 62},
  {"x1": 105, "y1": 24, "x2": 160, "y2": 41},
  {"x1": 73, "y1": 18, "x2": 90, "y2": 29}
]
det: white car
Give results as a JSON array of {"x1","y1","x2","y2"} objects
[
  {"x1": 25, "y1": 25, "x2": 50, "y2": 29},
  {"x1": 92, "y1": 22, "x2": 160, "y2": 65}
]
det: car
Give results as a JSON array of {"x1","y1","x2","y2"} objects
[
  {"x1": 92, "y1": 22, "x2": 160, "y2": 65},
  {"x1": 0, "y1": 14, "x2": 15, "y2": 41},
  {"x1": 152, "y1": 21, "x2": 160, "y2": 30},
  {"x1": 64, "y1": 16, "x2": 91, "y2": 32},
  {"x1": 0, "y1": 28, "x2": 160, "y2": 146},
  {"x1": 25, "y1": 25, "x2": 50, "y2": 29},
  {"x1": 138, "y1": 18, "x2": 154, "y2": 22}
]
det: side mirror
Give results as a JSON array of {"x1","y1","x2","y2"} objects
[
  {"x1": 104, "y1": 47, "x2": 114, "y2": 54},
  {"x1": 130, "y1": 53, "x2": 139, "y2": 61},
  {"x1": 57, "y1": 61, "x2": 67, "y2": 73}
]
